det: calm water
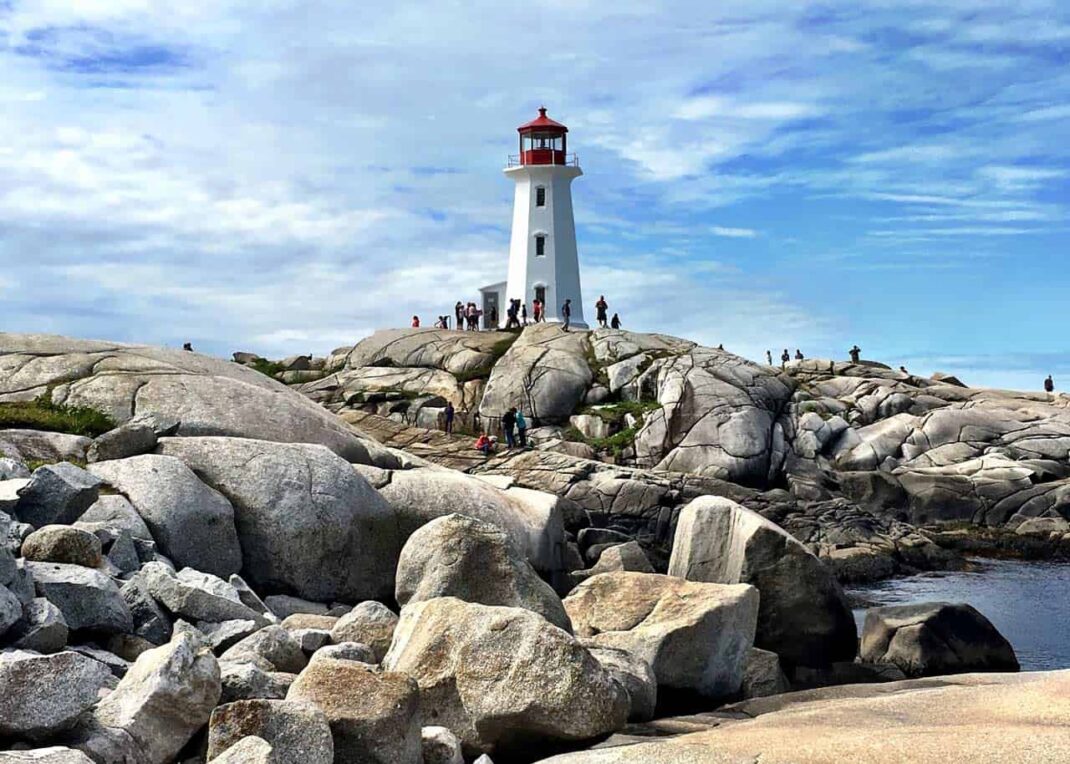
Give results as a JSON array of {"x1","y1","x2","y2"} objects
[{"x1": 849, "y1": 559, "x2": 1070, "y2": 671}]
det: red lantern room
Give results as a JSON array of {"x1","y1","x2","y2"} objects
[{"x1": 516, "y1": 107, "x2": 571, "y2": 166}]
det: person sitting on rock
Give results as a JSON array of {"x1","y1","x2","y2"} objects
[
  {"x1": 849, "y1": 344, "x2": 861, "y2": 363},
  {"x1": 795, "y1": 349, "x2": 804, "y2": 360},
  {"x1": 595, "y1": 295, "x2": 609, "y2": 329},
  {"x1": 900, "y1": 365, "x2": 909, "y2": 375},
  {"x1": 1045, "y1": 375, "x2": 1055, "y2": 394},
  {"x1": 611, "y1": 313, "x2": 622, "y2": 329},
  {"x1": 474, "y1": 432, "x2": 495, "y2": 456},
  {"x1": 411, "y1": 316, "x2": 420, "y2": 328},
  {"x1": 182, "y1": 342, "x2": 193, "y2": 351}
]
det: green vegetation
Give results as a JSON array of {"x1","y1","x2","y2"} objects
[
  {"x1": 565, "y1": 400, "x2": 663, "y2": 457},
  {"x1": 248, "y1": 358, "x2": 286, "y2": 378},
  {"x1": 0, "y1": 392, "x2": 116, "y2": 438}
]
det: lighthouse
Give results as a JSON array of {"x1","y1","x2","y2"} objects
[{"x1": 480, "y1": 107, "x2": 586, "y2": 329}]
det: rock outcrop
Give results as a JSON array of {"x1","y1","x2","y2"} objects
[
  {"x1": 860, "y1": 602, "x2": 1019, "y2": 677},
  {"x1": 564, "y1": 572, "x2": 758, "y2": 700},
  {"x1": 383, "y1": 598, "x2": 629, "y2": 756},
  {"x1": 668, "y1": 496, "x2": 857, "y2": 667}
]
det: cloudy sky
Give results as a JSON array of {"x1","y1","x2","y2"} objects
[{"x1": 1, "y1": 1, "x2": 1067, "y2": 389}]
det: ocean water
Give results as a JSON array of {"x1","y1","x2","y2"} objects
[{"x1": 849, "y1": 559, "x2": 1070, "y2": 671}]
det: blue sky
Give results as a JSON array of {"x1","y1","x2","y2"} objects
[{"x1": 0, "y1": 1, "x2": 1067, "y2": 389}]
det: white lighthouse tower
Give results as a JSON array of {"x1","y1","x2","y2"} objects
[{"x1": 481, "y1": 107, "x2": 586, "y2": 329}]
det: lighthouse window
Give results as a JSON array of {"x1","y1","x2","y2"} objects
[
  {"x1": 535, "y1": 187, "x2": 546, "y2": 207},
  {"x1": 535, "y1": 235, "x2": 546, "y2": 256}
]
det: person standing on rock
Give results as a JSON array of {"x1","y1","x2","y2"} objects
[
  {"x1": 501, "y1": 407, "x2": 517, "y2": 449},
  {"x1": 515, "y1": 408, "x2": 528, "y2": 448},
  {"x1": 595, "y1": 296, "x2": 609, "y2": 329},
  {"x1": 1045, "y1": 375, "x2": 1055, "y2": 394},
  {"x1": 766, "y1": 350, "x2": 773, "y2": 365},
  {"x1": 849, "y1": 345, "x2": 861, "y2": 363},
  {"x1": 411, "y1": 316, "x2": 420, "y2": 328},
  {"x1": 489, "y1": 305, "x2": 498, "y2": 329},
  {"x1": 611, "y1": 313, "x2": 621, "y2": 329},
  {"x1": 444, "y1": 401, "x2": 455, "y2": 434},
  {"x1": 562, "y1": 299, "x2": 572, "y2": 332},
  {"x1": 532, "y1": 298, "x2": 542, "y2": 323},
  {"x1": 781, "y1": 349, "x2": 790, "y2": 367},
  {"x1": 795, "y1": 349, "x2": 804, "y2": 360},
  {"x1": 521, "y1": 302, "x2": 528, "y2": 326},
  {"x1": 455, "y1": 301, "x2": 464, "y2": 331}
]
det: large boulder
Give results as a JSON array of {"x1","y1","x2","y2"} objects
[
  {"x1": 73, "y1": 627, "x2": 221, "y2": 764},
  {"x1": 377, "y1": 468, "x2": 565, "y2": 579},
  {"x1": 668, "y1": 496, "x2": 857, "y2": 667},
  {"x1": 0, "y1": 333, "x2": 374, "y2": 461},
  {"x1": 564, "y1": 572, "x2": 758, "y2": 700},
  {"x1": 89, "y1": 455, "x2": 242, "y2": 577},
  {"x1": 21, "y1": 525, "x2": 102, "y2": 568},
  {"x1": 860, "y1": 602, "x2": 1019, "y2": 677},
  {"x1": 26, "y1": 561, "x2": 133, "y2": 634},
  {"x1": 396, "y1": 514, "x2": 571, "y2": 632},
  {"x1": 479, "y1": 324, "x2": 593, "y2": 423},
  {"x1": 86, "y1": 419, "x2": 158, "y2": 464},
  {"x1": 0, "y1": 650, "x2": 112, "y2": 739},
  {"x1": 631, "y1": 347, "x2": 795, "y2": 485},
  {"x1": 286, "y1": 658, "x2": 421, "y2": 764},
  {"x1": 583, "y1": 645, "x2": 657, "y2": 722},
  {"x1": 138, "y1": 563, "x2": 263, "y2": 623},
  {"x1": 207, "y1": 699, "x2": 334, "y2": 764},
  {"x1": 157, "y1": 437, "x2": 399, "y2": 601},
  {"x1": 382, "y1": 598, "x2": 629, "y2": 756},
  {"x1": 329, "y1": 601, "x2": 398, "y2": 663},
  {"x1": 7, "y1": 598, "x2": 69, "y2": 653},
  {"x1": 14, "y1": 463, "x2": 101, "y2": 528},
  {"x1": 221, "y1": 625, "x2": 308, "y2": 674}
]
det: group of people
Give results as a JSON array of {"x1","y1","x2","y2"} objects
[
  {"x1": 473, "y1": 406, "x2": 529, "y2": 456},
  {"x1": 767, "y1": 348, "x2": 806, "y2": 367},
  {"x1": 413, "y1": 295, "x2": 622, "y2": 334}
]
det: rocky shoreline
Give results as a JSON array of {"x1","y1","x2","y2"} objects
[{"x1": 0, "y1": 329, "x2": 1067, "y2": 763}]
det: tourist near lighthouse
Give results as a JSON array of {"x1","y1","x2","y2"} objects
[{"x1": 480, "y1": 107, "x2": 588, "y2": 329}]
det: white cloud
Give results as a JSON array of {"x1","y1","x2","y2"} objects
[{"x1": 710, "y1": 226, "x2": 759, "y2": 238}]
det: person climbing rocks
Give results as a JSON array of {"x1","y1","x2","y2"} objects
[
  {"x1": 795, "y1": 349, "x2": 804, "y2": 360},
  {"x1": 849, "y1": 345, "x2": 861, "y2": 363},
  {"x1": 781, "y1": 349, "x2": 790, "y2": 367},
  {"x1": 515, "y1": 408, "x2": 528, "y2": 448},
  {"x1": 561, "y1": 299, "x2": 572, "y2": 332},
  {"x1": 501, "y1": 407, "x2": 517, "y2": 449},
  {"x1": 444, "y1": 401, "x2": 455, "y2": 434},
  {"x1": 1045, "y1": 375, "x2": 1055, "y2": 394},
  {"x1": 766, "y1": 350, "x2": 773, "y2": 365},
  {"x1": 610, "y1": 313, "x2": 622, "y2": 329},
  {"x1": 595, "y1": 295, "x2": 609, "y2": 329},
  {"x1": 411, "y1": 316, "x2": 420, "y2": 328}
]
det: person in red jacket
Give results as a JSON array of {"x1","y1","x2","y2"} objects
[{"x1": 411, "y1": 315, "x2": 420, "y2": 328}]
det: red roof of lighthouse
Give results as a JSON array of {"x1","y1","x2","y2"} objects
[{"x1": 518, "y1": 107, "x2": 568, "y2": 133}]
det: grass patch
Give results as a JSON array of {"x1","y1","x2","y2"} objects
[
  {"x1": 247, "y1": 358, "x2": 286, "y2": 378},
  {"x1": 0, "y1": 393, "x2": 116, "y2": 438}
]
